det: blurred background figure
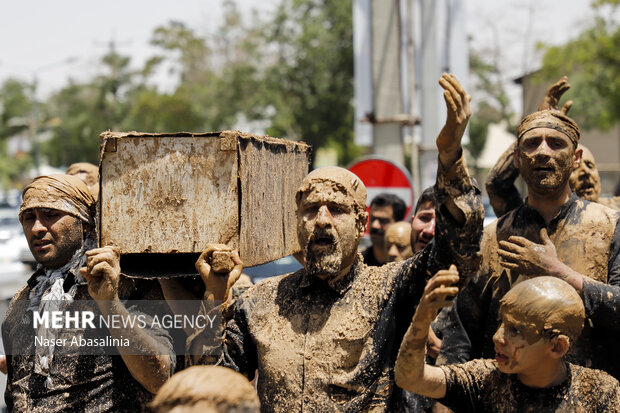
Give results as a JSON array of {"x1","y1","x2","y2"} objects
[
  {"x1": 384, "y1": 221, "x2": 413, "y2": 263},
  {"x1": 363, "y1": 193, "x2": 406, "y2": 266},
  {"x1": 410, "y1": 187, "x2": 436, "y2": 253},
  {"x1": 66, "y1": 162, "x2": 99, "y2": 200},
  {"x1": 150, "y1": 365, "x2": 260, "y2": 413}
]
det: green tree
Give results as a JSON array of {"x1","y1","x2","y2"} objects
[
  {"x1": 466, "y1": 50, "x2": 514, "y2": 174},
  {"x1": 261, "y1": 0, "x2": 360, "y2": 165},
  {"x1": 0, "y1": 79, "x2": 34, "y2": 189},
  {"x1": 43, "y1": 45, "x2": 139, "y2": 165},
  {"x1": 536, "y1": 0, "x2": 619, "y2": 130}
]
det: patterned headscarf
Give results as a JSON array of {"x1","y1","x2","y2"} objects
[
  {"x1": 19, "y1": 174, "x2": 96, "y2": 225},
  {"x1": 517, "y1": 110, "x2": 580, "y2": 147}
]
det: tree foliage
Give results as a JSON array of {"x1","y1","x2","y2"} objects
[
  {"x1": 536, "y1": 1, "x2": 619, "y2": 130},
  {"x1": 466, "y1": 50, "x2": 515, "y2": 172},
  {"x1": 0, "y1": 0, "x2": 360, "y2": 187}
]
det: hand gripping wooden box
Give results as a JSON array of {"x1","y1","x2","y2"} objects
[{"x1": 99, "y1": 130, "x2": 310, "y2": 277}]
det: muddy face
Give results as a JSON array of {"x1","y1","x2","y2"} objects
[
  {"x1": 492, "y1": 310, "x2": 550, "y2": 375},
  {"x1": 21, "y1": 208, "x2": 83, "y2": 269},
  {"x1": 410, "y1": 201, "x2": 436, "y2": 253},
  {"x1": 515, "y1": 128, "x2": 580, "y2": 197},
  {"x1": 569, "y1": 145, "x2": 600, "y2": 202},
  {"x1": 385, "y1": 222, "x2": 413, "y2": 262},
  {"x1": 297, "y1": 182, "x2": 363, "y2": 280}
]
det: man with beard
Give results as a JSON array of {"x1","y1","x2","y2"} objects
[
  {"x1": 486, "y1": 76, "x2": 620, "y2": 215},
  {"x1": 2, "y1": 174, "x2": 174, "y2": 411},
  {"x1": 437, "y1": 109, "x2": 620, "y2": 381},
  {"x1": 186, "y1": 74, "x2": 483, "y2": 412},
  {"x1": 569, "y1": 144, "x2": 620, "y2": 210},
  {"x1": 362, "y1": 193, "x2": 407, "y2": 266}
]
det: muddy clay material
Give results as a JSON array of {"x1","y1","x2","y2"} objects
[
  {"x1": 439, "y1": 194, "x2": 620, "y2": 377},
  {"x1": 517, "y1": 111, "x2": 580, "y2": 147},
  {"x1": 499, "y1": 276, "x2": 584, "y2": 344},
  {"x1": 19, "y1": 174, "x2": 95, "y2": 224},
  {"x1": 99, "y1": 130, "x2": 310, "y2": 275},
  {"x1": 438, "y1": 359, "x2": 620, "y2": 412},
  {"x1": 211, "y1": 251, "x2": 236, "y2": 274},
  {"x1": 151, "y1": 365, "x2": 259, "y2": 412}
]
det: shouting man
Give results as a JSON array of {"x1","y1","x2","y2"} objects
[{"x1": 184, "y1": 74, "x2": 483, "y2": 412}]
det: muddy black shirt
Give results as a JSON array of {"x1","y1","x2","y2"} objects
[
  {"x1": 2, "y1": 270, "x2": 175, "y2": 413},
  {"x1": 191, "y1": 154, "x2": 483, "y2": 413},
  {"x1": 361, "y1": 246, "x2": 382, "y2": 267},
  {"x1": 438, "y1": 359, "x2": 620, "y2": 413},
  {"x1": 438, "y1": 195, "x2": 620, "y2": 378}
]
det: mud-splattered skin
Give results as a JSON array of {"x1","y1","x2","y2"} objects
[
  {"x1": 297, "y1": 181, "x2": 364, "y2": 280},
  {"x1": 190, "y1": 155, "x2": 483, "y2": 413},
  {"x1": 437, "y1": 195, "x2": 620, "y2": 379},
  {"x1": 438, "y1": 360, "x2": 620, "y2": 413},
  {"x1": 486, "y1": 142, "x2": 620, "y2": 217},
  {"x1": 3, "y1": 270, "x2": 174, "y2": 412},
  {"x1": 569, "y1": 145, "x2": 601, "y2": 202},
  {"x1": 515, "y1": 127, "x2": 580, "y2": 199}
]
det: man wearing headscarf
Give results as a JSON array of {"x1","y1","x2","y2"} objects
[
  {"x1": 437, "y1": 105, "x2": 620, "y2": 380},
  {"x1": 2, "y1": 174, "x2": 175, "y2": 412},
  {"x1": 178, "y1": 74, "x2": 483, "y2": 412},
  {"x1": 486, "y1": 76, "x2": 620, "y2": 215}
]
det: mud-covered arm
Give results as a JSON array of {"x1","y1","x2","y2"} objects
[
  {"x1": 485, "y1": 141, "x2": 522, "y2": 218},
  {"x1": 581, "y1": 219, "x2": 620, "y2": 329},
  {"x1": 187, "y1": 296, "x2": 258, "y2": 380},
  {"x1": 433, "y1": 151, "x2": 484, "y2": 283},
  {"x1": 395, "y1": 267, "x2": 458, "y2": 398},
  {"x1": 436, "y1": 272, "x2": 488, "y2": 365}
]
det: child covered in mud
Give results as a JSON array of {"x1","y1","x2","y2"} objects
[{"x1": 394, "y1": 268, "x2": 620, "y2": 412}]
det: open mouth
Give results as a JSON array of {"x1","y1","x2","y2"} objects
[
  {"x1": 495, "y1": 350, "x2": 508, "y2": 364},
  {"x1": 533, "y1": 165, "x2": 554, "y2": 173},
  {"x1": 312, "y1": 234, "x2": 335, "y2": 247}
]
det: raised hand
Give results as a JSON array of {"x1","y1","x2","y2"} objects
[
  {"x1": 436, "y1": 74, "x2": 472, "y2": 167},
  {"x1": 417, "y1": 264, "x2": 459, "y2": 321},
  {"x1": 195, "y1": 244, "x2": 243, "y2": 304},
  {"x1": 538, "y1": 76, "x2": 573, "y2": 115},
  {"x1": 80, "y1": 246, "x2": 121, "y2": 301}
]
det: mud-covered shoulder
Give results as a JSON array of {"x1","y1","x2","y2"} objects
[
  {"x1": 569, "y1": 363, "x2": 620, "y2": 405},
  {"x1": 237, "y1": 269, "x2": 305, "y2": 305}
]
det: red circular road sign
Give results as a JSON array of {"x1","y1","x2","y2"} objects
[{"x1": 349, "y1": 157, "x2": 415, "y2": 219}]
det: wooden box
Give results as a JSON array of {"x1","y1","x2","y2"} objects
[{"x1": 99, "y1": 130, "x2": 310, "y2": 277}]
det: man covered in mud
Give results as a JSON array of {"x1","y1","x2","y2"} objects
[
  {"x1": 384, "y1": 221, "x2": 414, "y2": 263},
  {"x1": 186, "y1": 74, "x2": 483, "y2": 412},
  {"x1": 362, "y1": 193, "x2": 407, "y2": 266},
  {"x1": 486, "y1": 76, "x2": 620, "y2": 215},
  {"x1": 2, "y1": 174, "x2": 174, "y2": 412},
  {"x1": 395, "y1": 271, "x2": 620, "y2": 411},
  {"x1": 438, "y1": 107, "x2": 620, "y2": 379}
]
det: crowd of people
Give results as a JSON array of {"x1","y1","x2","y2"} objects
[{"x1": 2, "y1": 73, "x2": 619, "y2": 412}]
